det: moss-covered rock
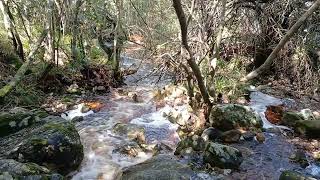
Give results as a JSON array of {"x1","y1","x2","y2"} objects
[
  {"x1": 282, "y1": 112, "x2": 305, "y2": 127},
  {"x1": 174, "y1": 135, "x2": 205, "y2": 155},
  {"x1": 0, "y1": 108, "x2": 48, "y2": 137},
  {"x1": 295, "y1": 120, "x2": 320, "y2": 138},
  {"x1": 0, "y1": 159, "x2": 64, "y2": 180},
  {"x1": 279, "y1": 170, "x2": 316, "y2": 180},
  {"x1": 112, "y1": 123, "x2": 146, "y2": 144},
  {"x1": 117, "y1": 155, "x2": 194, "y2": 180},
  {"x1": 9, "y1": 116, "x2": 83, "y2": 175},
  {"x1": 203, "y1": 142, "x2": 243, "y2": 169},
  {"x1": 209, "y1": 104, "x2": 262, "y2": 131}
]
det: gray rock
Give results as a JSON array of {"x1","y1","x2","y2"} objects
[
  {"x1": 209, "y1": 104, "x2": 262, "y2": 131},
  {"x1": 282, "y1": 112, "x2": 305, "y2": 127},
  {"x1": 4, "y1": 116, "x2": 83, "y2": 175},
  {"x1": 174, "y1": 135, "x2": 205, "y2": 155},
  {"x1": 117, "y1": 155, "x2": 194, "y2": 180},
  {"x1": 112, "y1": 123, "x2": 146, "y2": 144},
  {"x1": 220, "y1": 130, "x2": 242, "y2": 143},
  {"x1": 0, "y1": 108, "x2": 48, "y2": 137},
  {"x1": 279, "y1": 170, "x2": 316, "y2": 180},
  {"x1": 201, "y1": 127, "x2": 222, "y2": 142},
  {"x1": 0, "y1": 159, "x2": 64, "y2": 180},
  {"x1": 203, "y1": 142, "x2": 243, "y2": 169},
  {"x1": 295, "y1": 120, "x2": 320, "y2": 138}
]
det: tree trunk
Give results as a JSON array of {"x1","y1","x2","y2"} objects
[
  {"x1": 172, "y1": 0, "x2": 211, "y2": 106},
  {"x1": 0, "y1": 30, "x2": 48, "y2": 98},
  {"x1": 242, "y1": 0, "x2": 320, "y2": 82},
  {"x1": 208, "y1": 0, "x2": 227, "y2": 98},
  {"x1": 71, "y1": 0, "x2": 83, "y2": 62},
  {"x1": 0, "y1": 0, "x2": 25, "y2": 61},
  {"x1": 113, "y1": 0, "x2": 123, "y2": 81}
]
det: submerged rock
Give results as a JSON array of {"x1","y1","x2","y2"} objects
[
  {"x1": 0, "y1": 159, "x2": 63, "y2": 179},
  {"x1": 0, "y1": 108, "x2": 48, "y2": 137},
  {"x1": 112, "y1": 123, "x2": 146, "y2": 144},
  {"x1": 279, "y1": 170, "x2": 316, "y2": 180},
  {"x1": 209, "y1": 104, "x2": 262, "y2": 131},
  {"x1": 5, "y1": 116, "x2": 83, "y2": 175},
  {"x1": 290, "y1": 150, "x2": 309, "y2": 168},
  {"x1": 295, "y1": 120, "x2": 320, "y2": 138},
  {"x1": 113, "y1": 141, "x2": 144, "y2": 157},
  {"x1": 117, "y1": 155, "x2": 194, "y2": 180},
  {"x1": 203, "y1": 142, "x2": 243, "y2": 169}
]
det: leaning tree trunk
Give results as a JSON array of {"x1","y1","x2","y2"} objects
[
  {"x1": 241, "y1": 0, "x2": 320, "y2": 82},
  {"x1": 0, "y1": 30, "x2": 48, "y2": 99},
  {"x1": 172, "y1": 0, "x2": 211, "y2": 106},
  {"x1": 0, "y1": 0, "x2": 25, "y2": 61}
]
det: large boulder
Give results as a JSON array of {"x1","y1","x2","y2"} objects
[
  {"x1": 117, "y1": 155, "x2": 194, "y2": 180},
  {"x1": 203, "y1": 142, "x2": 243, "y2": 169},
  {"x1": 0, "y1": 108, "x2": 48, "y2": 137},
  {"x1": 279, "y1": 170, "x2": 316, "y2": 180},
  {"x1": 209, "y1": 104, "x2": 262, "y2": 131},
  {"x1": 1, "y1": 116, "x2": 83, "y2": 175},
  {"x1": 112, "y1": 123, "x2": 146, "y2": 144},
  {"x1": 282, "y1": 112, "x2": 305, "y2": 127},
  {"x1": 294, "y1": 120, "x2": 320, "y2": 138},
  {"x1": 0, "y1": 159, "x2": 63, "y2": 180}
]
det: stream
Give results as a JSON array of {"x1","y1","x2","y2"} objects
[{"x1": 68, "y1": 56, "x2": 320, "y2": 180}]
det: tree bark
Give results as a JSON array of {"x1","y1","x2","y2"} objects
[
  {"x1": 71, "y1": 0, "x2": 83, "y2": 62},
  {"x1": 0, "y1": 0, "x2": 25, "y2": 61},
  {"x1": 208, "y1": 0, "x2": 227, "y2": 98},
  {"x1": 172, "y1": 0, "x2": 211, "y2": 106},
  {"x1": 241, "y1": 0, "x2": 320, "y2": 82},
  {"x1": 0, "y1": 30, "x2": 48, "y2": 98}
]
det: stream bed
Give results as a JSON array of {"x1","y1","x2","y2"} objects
[{"x1": 69, "y1": 57, "x2": 319, "y2": 180}]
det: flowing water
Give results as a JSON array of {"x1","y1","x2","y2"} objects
[
  {"x1": 67, "y1": 57, "x2": 319, "y2": 180},
  {"x1": 70, "y1": 57, "x2": 181, "y2": 179}
]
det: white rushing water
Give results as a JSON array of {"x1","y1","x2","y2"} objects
[{"x1": 69, "y1": 57, "x2": 181, "y2": 179}]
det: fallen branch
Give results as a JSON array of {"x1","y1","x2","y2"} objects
[{"x1": 241, "y1": 0, "x2": 320, "y2": 82}]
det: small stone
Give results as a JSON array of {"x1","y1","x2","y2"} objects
[
  {"x1": 255, "y1": 133, "x2": 265, "y2": 143},
  {"x1": 201, "y1": 127, "x2": 222, "y2": 142},
  {"x1": 242, "y1": 131, "x2": 255, "y2": 141},
  {"x1": 220, "y1": 130, "x2": 242, "y2": 143}
]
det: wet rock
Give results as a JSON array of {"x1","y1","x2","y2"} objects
[
  {"x1": 113, "y1": 142, "x2": 144, "y2": 157},
  {"x1": 290, "y1": 150, "x2": 309, "y2": 168},
  {"x1": 0, "y1": 159, "x2": 63, "y2": 179},
  {"x1": 295, "y1": 120, "x2": 320, "y2": 138},
  {"x1": 71, "y1": 116, "x2": 84, "y2": 123},
  {"x1": 220, "y1": 130, "x2": 242, "y2": 143},
  {"x1": 174, "y1": 135, "x2": 205, "y2": 155},
  {"x1": 242, "y1": 131, "x2": 255, "y2": 141},
  {"x1": 209, "y1": 104, "x2": 262, "y2": 131},
  {"x1": 201, "y1": 127, "x2": 222, "y2": 142},
  {"x1": 203, "y1": 142, "x2": 243, "y2": 169},
  {"x1": 279, "y1": 170, "x2": 316, "y2": 180},
  {"x1": 117, "y1": 155, "x2": 194, "y2": 180},
  {"x1": 152, "y1": 143, "x2": 173, "y2": 155},
  {"x1": 9, "y1": 116, "x2": 83, "y2": 175},
  {"x1": 255, "y1": 133, "x2": 266, "y2": 143},
  {"x1": 112, "y1": 123, "x2": 146, "y2": 144},
  {"x1": 0, "y1": 108, "x2": 47, "y2": 137},
  {"x1": 282, "y1": 112, "x2": 305, "y2": 127}
]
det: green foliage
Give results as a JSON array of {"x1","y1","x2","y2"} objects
[{"x1": 214, "y1": 57, "x2": 249, "y2": 102}]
